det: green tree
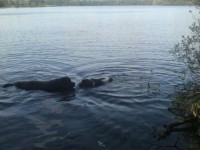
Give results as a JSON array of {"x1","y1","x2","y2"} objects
[
  {"x1": 0, "y1": 0, "x2": 5, "y2": 7},
  {"x1": 170, "y1": 6, "x2": 200, "y2": 84},
  {"x1": 160, "y1": 1, "x2": 200, "y2": 144},
  {"x1": 0, "y1": 0, "x2": 197, "y2": 7}
]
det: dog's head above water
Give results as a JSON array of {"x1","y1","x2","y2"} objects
[
  {"x1": 79, "y1": 79, "x2": 94, "y2": 88},
  {"x1": 78, "y1": 77, "x2": 113, "y2": 89}
]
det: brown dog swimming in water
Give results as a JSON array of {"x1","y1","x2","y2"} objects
[{"x1": 3, "y1": 76, "x2": 75, "y2": 92}]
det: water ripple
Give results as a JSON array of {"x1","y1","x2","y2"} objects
[{"x1": 0, "y1": 6, "x2": 193, "y2": 150}]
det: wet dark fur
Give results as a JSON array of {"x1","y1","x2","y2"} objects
[
  {"x1": 79, "y1": 78, "x2": 113, "y2": 88},
  {"x1": 3, "y1": 77, "x2": 113, "y2": 92},
  {"x1": 3, "y1": 77, "x2": 75, "y2": 92}
]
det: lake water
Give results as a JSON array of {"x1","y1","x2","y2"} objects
[{"x1": 0, "y1": 6, "x2": 196, "y2": 150}]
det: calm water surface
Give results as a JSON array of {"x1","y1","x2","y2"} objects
[{"x1": 0, "y1": 6, "x2": 196, "y2": 150}]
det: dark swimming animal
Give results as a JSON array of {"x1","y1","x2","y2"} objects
[
  {"x1": 2, "y1": 76, "x2": 113, "y2": 92},
  {"x1": 2, "y1": 76, "x2": 75, "y2": 92},
  {"x1": 79, "y1": 77, "x2": 113, "y2": 89}
]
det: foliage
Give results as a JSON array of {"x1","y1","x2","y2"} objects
[
  {"x1": 166, "y1": 83, "x2": 200, "y2": 149},
  {"x1": 170, "y1": 9, "x2": 200, "y2": 84},
  {"x1": 168, "y1": 1, "x2": 200, "y2": 141},
  {"x1": 153, "y1": 0, "x2": 195, "y2": 5},
  {"x1": 171, "y1": 83, "x2": 200, "y2": 121},
  {"x1": 98, "y1": 141, "x2": 109, "y2": 150},
  {"x1": 0, "y1": 0, "x2": 196, "y2": 7},
  {"x1": 169, "y1": 1, "x2": 200, "y2": 122}
]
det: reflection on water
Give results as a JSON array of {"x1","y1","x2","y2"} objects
[{"x1": 0, "y1": 6, "x2": 195, "y2": 150}]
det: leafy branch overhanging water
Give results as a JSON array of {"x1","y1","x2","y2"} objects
[{"x1": 157, "y1": 1, "x2": 200, "y2": 148}]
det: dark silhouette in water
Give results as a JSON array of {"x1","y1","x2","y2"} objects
[
  {"x1": 79, "y1": 77, "x2": 113, "y2": 88},
  {"x1": 2, "y1": 77, "x2": 75, "y2": 92},
  {"x1": 2, "y1": 76, "x2": 113, "y2": 92}
]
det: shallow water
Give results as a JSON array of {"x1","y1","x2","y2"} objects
[{"x1": 0, "y1": 6, "x2": 196, "y2": 150}]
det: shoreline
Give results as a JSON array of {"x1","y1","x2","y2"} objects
[{"x1": 0, "y1": 4, "x2": 195, "y2": 9}]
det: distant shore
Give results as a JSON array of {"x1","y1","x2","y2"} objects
[
  {"x1": 0, "y1": 4, "x2": 195, "y2": 9},
  {"x1": 0, "y1": 0, "x2": 195, "y2": 8}
]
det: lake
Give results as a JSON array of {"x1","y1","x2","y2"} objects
[{"x1": 0, "y1": 6, "x2": 196, "y2": 150}]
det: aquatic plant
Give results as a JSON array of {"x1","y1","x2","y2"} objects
[{"x1": 98, "y1": 141, "x2": 109, "y2": 150}]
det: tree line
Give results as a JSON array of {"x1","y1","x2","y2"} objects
[{"x1": 0, "y1": 0, "x2": 196, "y2": 7}]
